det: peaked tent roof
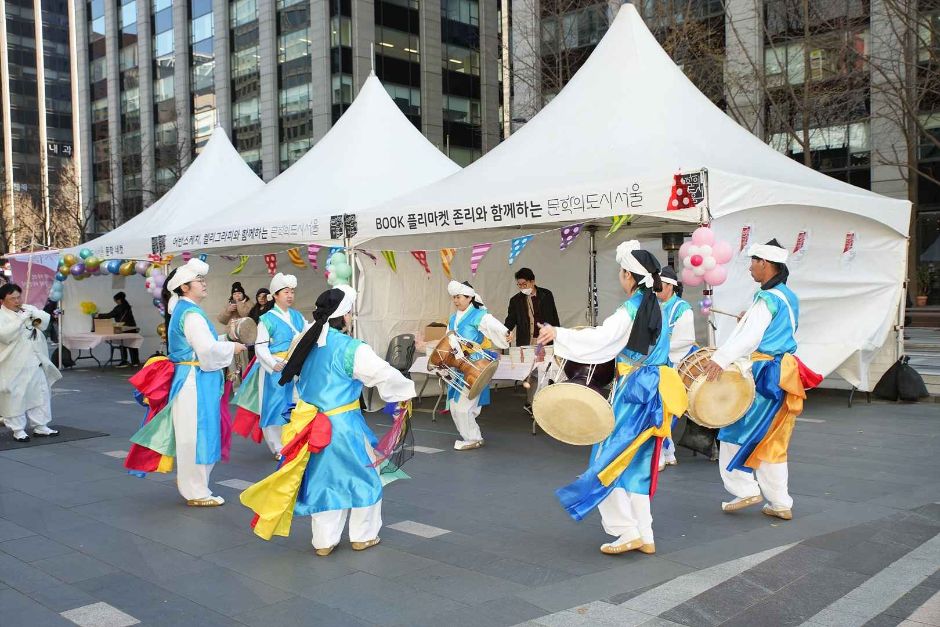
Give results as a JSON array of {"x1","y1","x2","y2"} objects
[
  {"x1": 354, "y1": 3, "x2": 910, "y2": 241},
  {"x1": 167, "y1": 73, "x2": 460, "y2": 250},
  {"x1": 76, "y1": 127, "x2": 265, "y2": 259}
]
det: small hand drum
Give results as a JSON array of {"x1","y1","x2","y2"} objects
[
  {"x1": 428, "y1": 332, "x2": 498, "y2": 400},
  {"x1": 532, "y1": 359, "x2": 616, "y2": 445},
  {"x1": 677, "y1": 347, "x2": 755, "y2": 428},
  {"x1": 227, "y1": 317, "x2": 258, "y2": 346}
]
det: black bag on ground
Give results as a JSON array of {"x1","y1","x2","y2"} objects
[
  {"x1": 51, "y1": 346, "x2": 75, "y2": 368},
  {"x1": 873, "y1": 356, "x2": 929, "y2": 402}
]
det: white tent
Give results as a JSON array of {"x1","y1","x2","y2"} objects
[
  {"x1": 348, "y1": 3, "x2": 910, "y2": 390},
  {"x1": 166, "y1": 72, "x2": 460, "y2": 252},
  {"x1": 60, "y1": 127, "x2": 265, "y2": 358},
  {"x1": 74, "y1": 127, "x2": 264, "y2": 260}
]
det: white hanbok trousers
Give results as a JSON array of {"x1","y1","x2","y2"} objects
[
  {"x1": 310, "y1": 501, "x2": 383, "y2": 549},
  {"x1": 3, "y1": 368, "x2": 52, "y2": 432},
  {"x1": 451, "y1": 393, "x2": 483, "y2": 442},
  {"x1": 597, "y1": 487, "x2": 653, "y2": 544},
  {"x1": 719, "y1": 442, "x2": 792, "y2": 510},
  {"x1": 171, "y1": 374, "x2": 214, "y2": 501},
  {"x1": 261, "y1": 425, "x2": 283, "y2": 455}
]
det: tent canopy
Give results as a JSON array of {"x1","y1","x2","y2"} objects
[
  {"x1": 353, "y1": 3, "x2": 909, "y2": 241},
  {"x1": 166, "y1": 73, "x2": 460, "y2": 252},
  {"x1": 73, "y1": 128, "x2": 264, "y2": 260}
]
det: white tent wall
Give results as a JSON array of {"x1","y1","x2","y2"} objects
[
  {"x1": 712, "y1": 209, "x2": 906, "y2": 390},
  {"x1": 61, "y1": 275, "x2": 166, "y2": 360}
]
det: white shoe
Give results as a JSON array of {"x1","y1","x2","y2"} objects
[
  {"x1": 33, "y1": 426, "x2": 59, "y2": 437},
  {"x1": 454, "y1": 439, "x2": 484, "y2": 451},
  {"x1": 600, "y1": 534, "x2": 644, "y2": 555},
  {"x1": 13, "y1": 430, "x2": 30, "y2": 442},
  {"x1": 186, "y1": 495, "x2": 225, "y2": 507}
]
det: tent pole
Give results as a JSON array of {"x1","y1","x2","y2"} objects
[
  {"x1": 346, "y1": 234, "x2": 359, "y2": 340},
  {"x1": 897, "y1": 239, "x2": 910, "y2": 362},
  {"x1": 587, "y1": 225, "x2": 598, "y2": 325}
]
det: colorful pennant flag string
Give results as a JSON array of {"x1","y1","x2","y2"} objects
[
  {"x1": 440, "y1": 248, "x2": 456, "y2": 279},
  {"x1": 470, "y1": 243, "x2": 491, "y2": 276},
  {"x1": 287, "y1": 247, "x2": 306, "y2": 268},
  {"x1": 607, "y1": 215, "x2": 632, "y2": 237},
  {"x1": 509, "y1": 236, "x2": 533, "y2": 265},
  {"x1": 198, "y1": 253, "x2": 208, "y2": 262},
  {"x1": 230, "y1": 255, "x2": 249, "y2": 275},
  {"x1": 264, "y1": 253, "x2": 278, "y2": 276},
  {"x1": 355, "y1": 249, "x2": 378, "y2": 264},
  {"x1": 382, "y1": 251, "x2": 397, "y2": 272},
  {"x1": 411, "y1": 251, "x2": 431, "y2": 277},
  {"x1": 307, "y1": 244, "x2": 321, "y2": 269},
  {"x1": 560, "y1": 224, "x2": 583, "y2": 250},
  {"x1": 667, "y1": 172, "x2": 694, "y2": 211},
  {"x1": 181, "y1": 251, "x2": 192, "y2": 262}
]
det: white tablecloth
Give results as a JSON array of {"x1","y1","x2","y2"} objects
[
  {"x1": 63, "y1": 333, "x2": 145, "y2": 351},
  {"x1": 409, "y1": 355, "x2": 550, "y2": 382}
]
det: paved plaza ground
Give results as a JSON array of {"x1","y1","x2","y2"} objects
[{"x1": 0, "y1": 368, "x2": 938, "y2": 627}]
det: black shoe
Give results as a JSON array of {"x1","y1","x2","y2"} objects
[{"x1": 523, "y1": 403, "x2": 533, "y2": 416}]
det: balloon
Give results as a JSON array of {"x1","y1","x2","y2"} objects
[
  {"x1": 693, "y1": 266, "x2": 706, "y2": 276},
  {"x1": 156, "y1": 323, "x2": 167, "y2": 341},
  {"x1": 145, "y1": 265, "x2": 154, "y2": 277},
  {"x1": 704, "y1": 265, "x2": 728, "y2": 286},
  {"x1": 682, "y1": 267, "x2": 703, "y2": 286},
  {"x1": 135, "y1": 260, "x2": 151, "y2": 275},
  {"x1": 691, "y1": 226, "x2": 715, "y2": 246},
  {"x1": 335, "y1": 264, "x2": 352, "y2": 280},
  {"x1": 57, "y1": 263, "x2": 69, "y2": 274},
  {"x1": 74, "y1": 274, "x2": 86, "y2": 281},
  {"x1": 713, "y1": 241, "x2": 733, "y2": 264},
  {"x1": 701, "y1": 306, "x2": 711, "y2": 316},
  {"x1": 48, "y1": 292, "x2": 61, "y2": 303},
  {"x1": 153, "y1": 275, "x2": 165, "y2": 288},
  {"x1": 62, "y1": 254, "x2": 77, "y2": 267},
  {"x1": 702, "y1": 297, "x2": 712, "y2": 308},
  {"x1": 105, "y1": 260, "x2": 121, "y2": 274},
  {"x1": 703, "y1": 257, "x2": 717, "y2": 270},
  {"x1": 70, "y1": 263, "x2": 85, "y2": 276},
  {"x1": 55, "y1": 272, "x2": 67, "y2": 282},
  {"x1": 327, "y1": 275, "x2": 340, "y2": 287},
  {"x1": 153, "y1": 297, "x2": 162, "y2": 307},
  {"x1": 678, "y1": 241, "x2": 692, "y2": 260},
  {"x1": 689, "y1": 254, "x2": 703, "y2": 267},
  {"x1": 79, "y1": 248, "x2": 93, "y2": 259},
  {"x1": 120, "y1": 262, "x2": 136, "y2": 276},
  {"x1": 85, "y1": 256, "x2": 100, "y2": 270},
  {"x1": 328, "y1": 252, "x2": 346, "y2": 266},
  {"x1": 698, "y1": 245, "x2": 712, "y2": 257}
]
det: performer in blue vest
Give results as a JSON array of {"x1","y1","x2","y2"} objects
[
  {"x1": 234, "y1": 273, "x2": 306, "y2": 457},
  {"x1": 444, "y1": 281, "x2": 510, "y2": 451},
  {"x1": 130, "y1": 259, "x2": 245, "y2": 506},
  {"x1": 537, "y1": 242, "x2": 687, "y2": 555},
  {"x1": 657, "y1": 266, "x2": 696, "y2": 470},
  {"x1": 702, "y1": 239, "x2": 819, "y2": 521},
  {"x1": 240, "y1": 286, "x2": 416, "y2": 556}
]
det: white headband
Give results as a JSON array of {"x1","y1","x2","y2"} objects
[
  {"x1": 270, "y1": 272, "x2": 297, "y2": 294},
  {"x1": 661, "y1": 276, "x2": 678, "y2": 286},
  {"x1": 317, "y1": 285, "x2": 357, "y2": 347},
  {"x1": 447, "y1": 280, "x2": 484, "y2": 307},
  {"x1": 615, "y1": 240, "x2": 654, "y2": 288},
  {"x1": 748, "y1": 243, "x2": 788, "y2": 264},
  {"x1": 166, "y1": 259, "x2": 210, "y2": 314}
]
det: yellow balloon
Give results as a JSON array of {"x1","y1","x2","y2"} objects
[{"x1": 156, "y1": 322, "x2": 167, "y2": 341}]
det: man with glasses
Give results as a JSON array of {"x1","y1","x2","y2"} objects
[{"x1": 505, "y1": 268, "x2": 560, "y2": 414}]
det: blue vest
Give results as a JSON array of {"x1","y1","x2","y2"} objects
[
  {"x1": 167, "y1": 299, "x2": 223, "y2": 465},
  {"x1": 446, "y1": 306, "x2": 494, "y2": 406},
  {"x1": 617, "y1": 289, "x2": 671, "y2": 368},
  {"x1": 754, "y1": 284, "x2": 799, "y2": 357},
  {"x1": 296, "y1": 328, "x2": 363, "y2": 411},
  {"x1": 260, "y1": 307, "x2": 305, "y2": 353}
]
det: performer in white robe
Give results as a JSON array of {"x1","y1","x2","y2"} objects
[
  {"x1": 657, "y1": 266, "x2": 695, "y2": 469},
  {"x1": 0, "y1": 283, "x2": 61, "y2": 441},
  {"x1": 442, "y1": 281, "x2": 509, "y2": 451},
  {"x1": 129, "y1": 259, "x2": 245, "y2": 506}
]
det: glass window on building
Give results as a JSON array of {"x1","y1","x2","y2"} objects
[
  {"x1": 442, "y1": 42, "x2": 479, "y2": 75},
  {"x1": 442, "y1": 0, "x2": 478, "y2": 26},
  {"x1": 385, "y1": 82, "x2": 420, "y2": 116}
]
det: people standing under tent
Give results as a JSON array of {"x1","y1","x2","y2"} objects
[
  {"x1": 441, "y1": 281, "x2": 510, "y2": 451},
  {"x1": 240, "y1": 285, "x2": 416, "y2": 556},
  {"x1": 249, "y1": 288, "x2": 272, "y2": 323},
  {"x1": 126, "y1": 259, "x2": 246, "y2": 506},
  {"x1": 0, "y1": 283, "x2": 61, "y2": 442},
  {"x1": 536, "y1": 241, "x2": 687, "y2": 555},
  {"x1": 702, "y1": 239, "x2": 820, "y2": 521},
  {"x1": 96, "y1": 291, "x2": 141, "y2": 367},
  {"x1": 656, "y1": 265, "x2": 696, "y2": 470},
  {"x1": 234, "y1": 273, "x2": 307, "y2": 458},
  {"x1": 505, "y1": 267, "x2": 560, "y2": 415}
]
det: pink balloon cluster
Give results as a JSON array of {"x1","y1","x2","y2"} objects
[{"x1": 679, "y1": 226, "x2": 734, "y2": 286}]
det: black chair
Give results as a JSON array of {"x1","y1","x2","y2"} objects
[{"x1": 365, "y1": 334, "x2": 416, "y2": 409}]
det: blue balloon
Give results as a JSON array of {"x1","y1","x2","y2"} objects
[
  {"x1": 55, "y1": 272, "x2": 67, "y2": 282},
  {"x1": 152, "y1": 297, "x2": 162, "y2": 307},
  {"x1": 106, "y1": 260, "x2": 121, "y2": 274}
]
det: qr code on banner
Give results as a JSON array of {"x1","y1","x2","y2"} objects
[
  {"x1": 330, "y1": 215, "x2": 345, "y2": 239},
  {"x1": 151, "y1": 235, "x2": 166, "y2": 254}
]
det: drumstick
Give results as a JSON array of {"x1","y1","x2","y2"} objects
[{"x1": 708, "y1": 308, "x2": 742, "y2": 320}]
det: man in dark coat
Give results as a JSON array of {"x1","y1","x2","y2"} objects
[{"x1": 505, "y1": 268, "x2": 560, "y2": 413}]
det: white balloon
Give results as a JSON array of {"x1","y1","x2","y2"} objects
[
  {"x1": 699, "y1": 245, "x2": 712, "y2": 257},
  {"x1": 703, "y1": 257, "x2": 717, "y2": 270},
  {"x1": 693, "y1": 266, "x2": 706, "y2": 276},
  {"x1": 687, "y1": 245, "x2": 700, "y2": 257}
]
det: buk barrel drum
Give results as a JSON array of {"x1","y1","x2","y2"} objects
[
  {"x1": 227, "y1": 317, "x2": 258, "y2": 346},
  {"x1": 428, "y1": 332, "x2": 499, "y2": 400},
  {"x1": 677, "y1": 347, "x2": 755, "y2": 428},
  {"x1": 532, "y1": 359, "x2": 616, "y2": 445}
]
